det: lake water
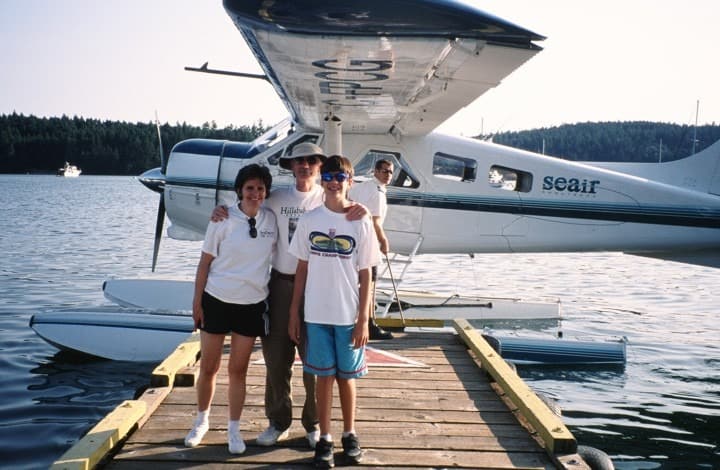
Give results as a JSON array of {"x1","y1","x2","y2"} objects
[{"x1": 0, "y1": 174, "x2": 718, "y2": 469}]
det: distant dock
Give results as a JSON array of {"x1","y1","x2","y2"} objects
[{"x1": 52, "y1": 319, "x2": 592, "y2": 469}]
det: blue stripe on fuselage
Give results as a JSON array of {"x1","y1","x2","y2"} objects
[{"x1": 165, "y1": 177, "x2": 720, "y2": 228}]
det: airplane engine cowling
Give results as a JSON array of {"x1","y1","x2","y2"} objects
[{"x1": 164, "y1": 138, "x2": 257, "y2": 240}]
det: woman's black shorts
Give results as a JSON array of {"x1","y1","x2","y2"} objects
[{"x1": 200, "y1": 292, "x2": 268, "y2": 337}]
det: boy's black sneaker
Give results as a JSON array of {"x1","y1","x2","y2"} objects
[
  {"x1": 341, "y1": 433, "x2": 363, "y2": 464},
  {"x1": 313, "y1": 437, "x2": 335, "y2": 468}
]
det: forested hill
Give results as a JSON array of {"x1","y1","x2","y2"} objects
[
  {"x1": 490, "y1": 121, "x2": 720, "y2": 163},
  {"x1": 0, "y1": 113, "x2": 267, "y2": 175},
  {"x1": 2, "y1": 113, "x2": 719, "y2": 175}
]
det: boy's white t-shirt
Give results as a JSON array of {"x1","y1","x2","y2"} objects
[
  {"x1": 265, "y1": 185, "x2": 325, "y2": 275},
  {"x1": 201, "y1": 205, "x2": 277, "y2": 304},
  {"x1": 288, "y1": 204, "x2": 379, "y2": 325}
]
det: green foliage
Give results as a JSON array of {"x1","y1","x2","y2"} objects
[
  {"x1": 486, "y1": 121, "x2": 720, "y2": 162},
  {"x1": 2, "y1": 115, "x2": 720, "y2": 174},
  {"x1": 0, "y1": 113, "x2": 267, "y2": 174}
]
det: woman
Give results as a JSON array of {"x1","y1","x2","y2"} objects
[{"x1": 184, "y1": 164, "x2": 277, "y2": 454}]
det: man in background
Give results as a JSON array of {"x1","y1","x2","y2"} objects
[{"x1": 349, "y1": 159, "x2": 395, "y2": 340}]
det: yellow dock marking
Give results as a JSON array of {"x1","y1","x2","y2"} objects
[
  {"x1": 453, "y1": 318, "x2": 577, "y2": 454},
  {"x1": 51, "y1": 400, "x2": 146, "y2": 470},
  {"x1": 150, "y1": 332, "x2": 200, "y2": 387}
]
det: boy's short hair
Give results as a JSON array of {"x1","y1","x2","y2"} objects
[
  {"x1": 322, "y1": 155, "x2": 354, "y2": 177},
  {"x1": 234, "y1": 163, "x2": 272, "y2": 197}
]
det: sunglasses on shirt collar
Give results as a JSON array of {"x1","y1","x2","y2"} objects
[
  {"x1": 320, "y1": 172, "x2": 350, "y2": 183},
  {"x1": 248, "y1": 217, "x2": 257, "y2": 238}
]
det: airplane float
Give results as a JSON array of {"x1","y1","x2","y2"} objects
[{"x1": 30, "y1": 0, "x2": 720, "y2": 361}]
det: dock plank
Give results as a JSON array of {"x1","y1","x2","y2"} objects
[{"x1": 100, "y1": 331, "x2": 564, "y2": 469}]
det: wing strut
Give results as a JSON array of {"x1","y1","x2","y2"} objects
[
  {"x1": 184, "y1": 62, "x2": 269, "y2": 81},
  {"x1": 323, "y1": 114, "x2": 342, "y2": 156}
]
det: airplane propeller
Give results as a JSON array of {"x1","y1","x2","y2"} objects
[{"x1": 151, "y1": 112, "x2": 167, "y2": 272}]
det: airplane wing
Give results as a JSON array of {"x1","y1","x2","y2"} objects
[{"x1": 223, "y1": 0, "x2": 544, "y2": 136}]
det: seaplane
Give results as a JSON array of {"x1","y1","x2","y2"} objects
[{"x1": 30, "y1": 0, "x2": 720, "y2": 361}]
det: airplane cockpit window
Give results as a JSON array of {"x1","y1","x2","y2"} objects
[
  {"x1": 353, "y1": 150, "x2": 419, "y2": 188},
  {"x1": 248, "y1": 117, "x2": 295, "y2": 157},
  {"x1": 271, "y1": 134, "x2": 321, "y2": 172},
  {"x1": 488, "y1": 165, "x2": 533, "y2": 192},
  {"x1": 433, "y1": 153, "x2": 477, "y2": 182}
]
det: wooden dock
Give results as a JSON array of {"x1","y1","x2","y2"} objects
[{"x1": 53, "y1": 320, "x2": 590, "y2": 469}]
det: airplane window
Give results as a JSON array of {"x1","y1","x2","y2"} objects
[
  {"x1": 353, "y1": 150, "x2": 419, "y2": 188},
  {"x1": 488, "y1": 165, "x2": 533, "y2": 192},
  {"x1": 250, "y1": 117, "x2": 293, "y2": 150},
  {"x1": 433, "y1": 153, "x2": 477, "y2": 182},
  {"x1": 265, "y1": 134, "x2": 320, "y2": 174}
]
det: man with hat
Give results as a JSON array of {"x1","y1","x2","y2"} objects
[{"x1": 211, "y1": 142, "x2": 367, "y2": 449}]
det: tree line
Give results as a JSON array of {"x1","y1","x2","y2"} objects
[
  {"x1": 0, "y1": 113, "x2": 266, "y2": 175},
  {"x1": 1, "y1": 113, "x2": 719, "y2": 174},
  {"x1": 489, "y1": 121, "x2": 720, "y2": 162}
]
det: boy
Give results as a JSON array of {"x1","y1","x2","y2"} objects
[{"x1": 288, "y1": 155, "x2": 378, "y2": 468}]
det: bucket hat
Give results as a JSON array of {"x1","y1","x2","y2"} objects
[{"x1": 279, "y1": 142, "x2": 326, "y2": 170}]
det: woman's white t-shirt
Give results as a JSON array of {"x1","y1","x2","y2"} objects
[{"x1": 202, "y1": 205, "x2": 277, "y2": 304}]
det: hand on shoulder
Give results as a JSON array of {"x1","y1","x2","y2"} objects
[{"x1": 210, "y1": 204, "x2": 229, "y2": 222}]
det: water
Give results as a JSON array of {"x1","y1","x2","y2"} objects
[{"x1": 1, "y1": 174, "x2": 718, "y2": 469}]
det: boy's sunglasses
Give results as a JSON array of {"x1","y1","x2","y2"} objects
[
  {"x1": 321, "y1": 172, "x2": 350, "y2": 183},
  {"x1": 248, "y1": 217, "x2": 257, "y2": 238},
  {"x1": 293, "y1": 155, "x2": 319, "y2": 165}
]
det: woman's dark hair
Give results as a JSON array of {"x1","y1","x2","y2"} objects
[{"x1": 234, "y1": 163, "x2": 272, "y2": 198}]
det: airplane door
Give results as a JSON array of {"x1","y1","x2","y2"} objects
[{"x1": 352, "y1": 149, "x2": 423, "y2": 255}]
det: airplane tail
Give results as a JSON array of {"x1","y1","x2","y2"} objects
[
  {"x1": 589, "y1": 138, "x2": 720, "y2": 196},
  {"x1": 589, "y1": 138, "x2": 720, "y2": 268}
]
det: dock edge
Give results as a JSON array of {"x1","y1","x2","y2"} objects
[
  {"x1": 50, "y1": 332, "x2": 201, "y2": 470},
  {"x1": 453, "y1": 318, "x2": 588, "y2": 465}
]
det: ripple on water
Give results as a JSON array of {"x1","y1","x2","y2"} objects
[{"x1": 2, "y1": 175, "x2": 720, "y2": 468}]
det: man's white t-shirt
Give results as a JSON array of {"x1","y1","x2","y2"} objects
[
  {"x1": 288, "y1": 204, "x2": 379, "y2": 325},
  {"x1": 349, "y1": 177, "x2": 387, "y2": 224},
  {"x1": 265, "y1": 185, "x2": 325, "y2": 275},
  {"x1": 202, "y1": 205, "x2": 277, "y2": 304}
]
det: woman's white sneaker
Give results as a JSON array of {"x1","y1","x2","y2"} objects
[
  {"x1": 184, "y1": 418, "x2": 209, "y2": 447},
  {"x1": 228, "y1": 429, "x2": 246, "y2": 454}
]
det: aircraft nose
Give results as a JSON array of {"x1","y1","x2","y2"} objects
[{"x1": 137, "y1": 167, "x2": 165, "y2": 193}]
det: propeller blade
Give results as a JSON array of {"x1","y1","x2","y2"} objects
[
  {"x1": 151, "y1": 194, "x2": 165, "y2": 272},
  {"x1": 155, "y1": 110, "x2": 166, "y2": 174}
]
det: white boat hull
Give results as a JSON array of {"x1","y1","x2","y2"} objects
[
  {"x1": 27, "y1": 279, "x2": 560, "y2": 362},
  {"x1": 104, "y1": 279, "x2": 560, "y2": 320},
  {"x1": 29, "y1": 307, "x2": 193, "y2": 362},
  {"x1": 375, "y1": 288, "x2": 560, "y2": 320},
  {"x1": 103, "y1": 279, "x2": 193, "y2": 311}
]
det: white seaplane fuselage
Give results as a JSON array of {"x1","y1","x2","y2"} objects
[{"x1": 161, "y1": 125, "x2": 720, "y2": 259}]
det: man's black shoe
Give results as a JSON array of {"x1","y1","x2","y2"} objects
[
  {"x1": 341, "y1": 433, "x2": 363, "y2": 464},
  {"x1": 369, "y1": 319, "x2": 393, "y2": 340},
  {"x1": 313, "y1": 437, "x2": 335, "y2": 468}
]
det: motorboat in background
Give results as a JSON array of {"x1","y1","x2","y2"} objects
[{"x1": 57, "y1": 161, "x2": 82, "y2": 177}]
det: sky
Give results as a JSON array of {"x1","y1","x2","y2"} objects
[{"x1": 1, "y1": 1, "x2": 718, "y2": 136}]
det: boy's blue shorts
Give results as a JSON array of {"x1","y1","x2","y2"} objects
[{"x1": 304, "y1": 323, "x2": 368, "y2": 379}]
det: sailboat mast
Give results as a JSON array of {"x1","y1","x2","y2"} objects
[{"x1": 692, "y1": 100, "x2": 699, "y2": 154}]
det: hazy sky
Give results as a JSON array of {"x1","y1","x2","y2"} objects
[{"x1": 1, "y1": 1, "x2": 717, "y2": 135}]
